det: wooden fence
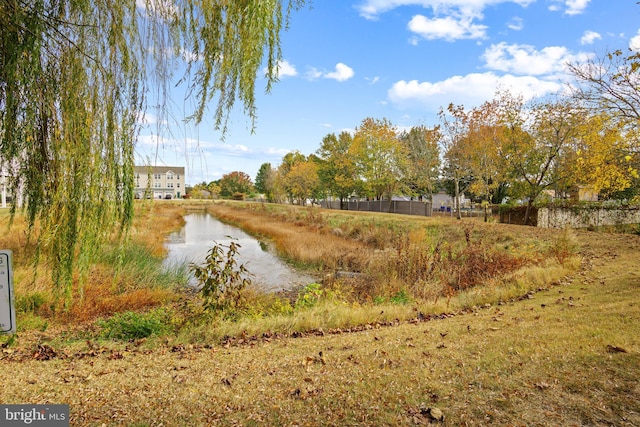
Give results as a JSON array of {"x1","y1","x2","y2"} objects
[{"x1": 321, "y1": 200, "x2": 432, "y2": 217}]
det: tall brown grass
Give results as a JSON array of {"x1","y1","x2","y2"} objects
[
  {"x1": 1, "y1": 200, "x2": 580, "y2": 334},
  {"x1": 205, "y1": 201, "x2": 576, "y2": 306},
  {"x1": 1, "y1": 202, "x2": 188, "y2": 325}
]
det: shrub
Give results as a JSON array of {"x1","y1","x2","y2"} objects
[
  {"x1": 390, "y1": 289, "x2": 412, "y2": 305},
  {"x1": 295, "y1": 283, "x2": 323, "y2": 309},
  {"x1": 16, "y1": 292, "x2": 50, "y2": 313},
  {"x1": 294, "y1": 283, "x2": 344, "y2": 309},
  {"x1": 98, "y1": 309, "x2": 170, "y2": 340},
  {"x1": 547, "y1": 228, "x2": 579, "y2": 264},
  {"x1": 190, "y1": 239, "x2": 253, "y2": 313}
]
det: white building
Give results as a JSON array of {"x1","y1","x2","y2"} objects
[
  {"x1": 134, "y1": 165, "x2": 185, "y2": 199},
  {"x1": 432, "y1": 191, "x2": 470, "y2": 212}
]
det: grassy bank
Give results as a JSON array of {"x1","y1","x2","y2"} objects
[
  {"x1": 1, "y1": 231, "x2": 638, "y2": 425},
  {"x1": 0, "y1": 202, "x2": 189, "y2": 330},
  {"x1": 1, "y1": 200, "x2": 580, "y2": 342}
]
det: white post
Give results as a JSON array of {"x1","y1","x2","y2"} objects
[{"x1": 1, "y1": 171, "x2": 6, "y2": 208}]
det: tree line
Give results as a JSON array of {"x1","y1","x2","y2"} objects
[{"x1": 199, "y1": 51, "x2": 640, "y2": 226}]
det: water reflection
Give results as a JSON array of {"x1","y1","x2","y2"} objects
[{"x1": 164, "y1": 213, "x2": 316, "y2": 292}]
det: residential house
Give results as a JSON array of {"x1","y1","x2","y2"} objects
[
  {"x1": 134, "y1": 165, "x2": 185, "y2": 199},
  {"x1": 431, "y1": 191, "x2": 470, "y2": 213}
]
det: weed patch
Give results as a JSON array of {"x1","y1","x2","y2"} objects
[
  {"x1": 190, "y1": 239, "x2": 252, "y2": 316},
  {"x1": 97, "y1": 309, "x2": 171, "y2": 341}
]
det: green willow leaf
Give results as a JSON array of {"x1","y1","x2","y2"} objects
[{"x1": 0, "y1": 0, "x2": 306, "y2": 305}]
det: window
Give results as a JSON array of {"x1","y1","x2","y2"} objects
[
  {"x1": 154, "y1": 173, "x2": 161, "y2": 179},
  {"x1": 154, "y1": 182, "x2": 161, "y2": 188},
  {"x1": 177, "y1": 183, "x2": 180, "y2": 188},
  {"x1": 167, "y1": 172, "x2": 174, "y2": 180},
  {"x1": 168, "y1": 183, "x2": 174, "y2": 188}
]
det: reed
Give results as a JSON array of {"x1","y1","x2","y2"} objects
[{"x1": 2, "y1": 201, "x2": 189, "y2": 325}]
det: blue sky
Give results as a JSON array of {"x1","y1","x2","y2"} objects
[{"x1": 135, "y1": 0, "x2": 640, "y2": 186}]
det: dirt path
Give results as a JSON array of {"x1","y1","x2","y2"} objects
[{"x1": 1, "y1": 230, "x2": 639, "y2": 426}]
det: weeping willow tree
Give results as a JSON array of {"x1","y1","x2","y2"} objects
[{"x1": 0, "y1": 0, "x2": 306, "y2": 302}]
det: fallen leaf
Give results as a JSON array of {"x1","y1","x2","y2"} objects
[{"x1": 606, "y1": 345, "x2": 628, "y2": 353}]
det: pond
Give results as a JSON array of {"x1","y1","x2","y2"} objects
[{"x1": 163, "y1": 212, "x2": 317, "y2": 292}]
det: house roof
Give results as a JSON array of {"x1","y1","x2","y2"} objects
[{"x1": 134, "y1": 165, "x2": 185, "y2": 175}]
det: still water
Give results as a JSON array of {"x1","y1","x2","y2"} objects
[{"x1": 164, "y1": 213, "x2": 316, "y2": 292}]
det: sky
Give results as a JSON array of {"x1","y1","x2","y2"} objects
[{"x1": 134, "y1": 0, "x2": 640, "y2": 186}]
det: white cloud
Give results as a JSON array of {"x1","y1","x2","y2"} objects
[
  {"x1": 136, "y1": 133, "x2": 168, "y2": 147},
  {"x1": 305, "y1": 67, "x2": 324, "y2": 80},
  {"x1": 307, "y1": 63, "x2": 355, "y2": 82},
  {"x1": 482, "y1": 42, "x2": 590, "y2": 76},
  {"x1": 387, "y1": 41, "x2": 593, "y2": 113},
  {"x1": 136, "y1": 0, "x2": 177, "y2": 18},
  {"x1": 324, "y1": 63, "x2": 355, "y2": 82},
  {"x1": 263, "y1": 60, "x2": 297, "y2": 78},
  {"x1": 507, "y1": 16, "x2": 523, "y2": 31},
  {"x1": 630, "y1": 30, "x2": 640, "y2": 52},
  {"x1": 263, "y1": 147, "x2": 293, "y2": 157},
  {"x1": 580, "y1": 30, "x2": 601, "y2": 45},
  {"x1": 408, "y1": 14, "x2": 487, "y2": 41},
  {"x1": 357, "y1": 1, "x2": 535, "y2": 42},
  {"x1": 136, "y1": 111, "x2": 168, "y2": 126},
  {"x1": 355, "y1": 1, "x2": 534, "y2": 20},
  {"x1": 388, "y1": 72, "x2": 562, "y2": 111},
  {"x1": 565, "y1": 0, "x2": 590, "y2": 15},
  {"x1": 549, "y1": 0, "x2": 590, "y2": 15},
  {"x1": 276, "y1": 60, "x2": 298, "y2": 78}
]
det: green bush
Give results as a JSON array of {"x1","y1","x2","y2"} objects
[
  {"x1": 190, "y1": 239, "x2": 252, "y2": 313},
  {"x1": 15, "y1": 292, "x2": 49, "y2": 313},
  {"x1": 295, "y1": 283, "x2": 323, "y2": 308},
  {"x1": 98, "y1": 309, "x2": 170, "y2": 341},
  {"x1": 294, "y1": 283, "x2": 344, "y2": 309},
  {"x1": 390, "y1": 289, "x2": 412, "y2": 305}
]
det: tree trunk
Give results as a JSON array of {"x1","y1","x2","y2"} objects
[
  {"x1": 454, "y1": 178, "x2": 462, "y2": 220},
  {"x1": 524, "y1": 199, "x2": 534, "y2": 225}
]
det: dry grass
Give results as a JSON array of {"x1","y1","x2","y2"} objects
[
  {"x1": 1, "y1": 201, "x2": 188, "y2": 325},
  {"x1": 1, "y1": 229, "x2": 638, "y2": 426},
  {"x1": 0, "y1": 201, "x2": 639, "y2": 425},
  {"x1": 203, "y1": 202, "x2": 370, "y2": 271},
  {"x1": 202, "y1": 201, "x2": 575, "y2": 305}
]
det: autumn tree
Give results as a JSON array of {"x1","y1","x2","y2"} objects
[
  {"x1": 282, "y1": 159, "x2": 320, "y2": 206},
  {"x1": 351, "y1": 118, "x2": 408, "y2": 210},
  {"x1": 568, "y1": 112, "x2": 639, "y2": 199},
  {"x1": 569, "y1": 49, "x2": 640, "y2": 200},
  {"x1": 439, "y1": 104, "x2": 472, "y2": 220},
  {"x1": 569, "y1": 49, "x2": 640, "y2": 126},
  {"x1": 316, "y1": 131, "x2": 358, "y2": 209},
  {"x1": 208, "y1": 182, "x2": 222, "y2": 198},
  {"x1": 501, "y1": 96, "x2": 585, "y2": 224},
  {"x1": 278, "y1": 150, "x2": 307, "y2": 203},
  {"x1": 461, "y1": 100, "x2": 509, "y2": 221},
  {"x1": 191, "y1": 182, "x2": 212, "y2": 199},
  {"x1": 399, "y1": 125, "x2": 441, "y2": 201},
  {"x1": 0, "y1": 0, "x2": 307, "y2": 298},
  {"x1": 219, "y1": 171, "x2": 254, "y2": 198}
]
